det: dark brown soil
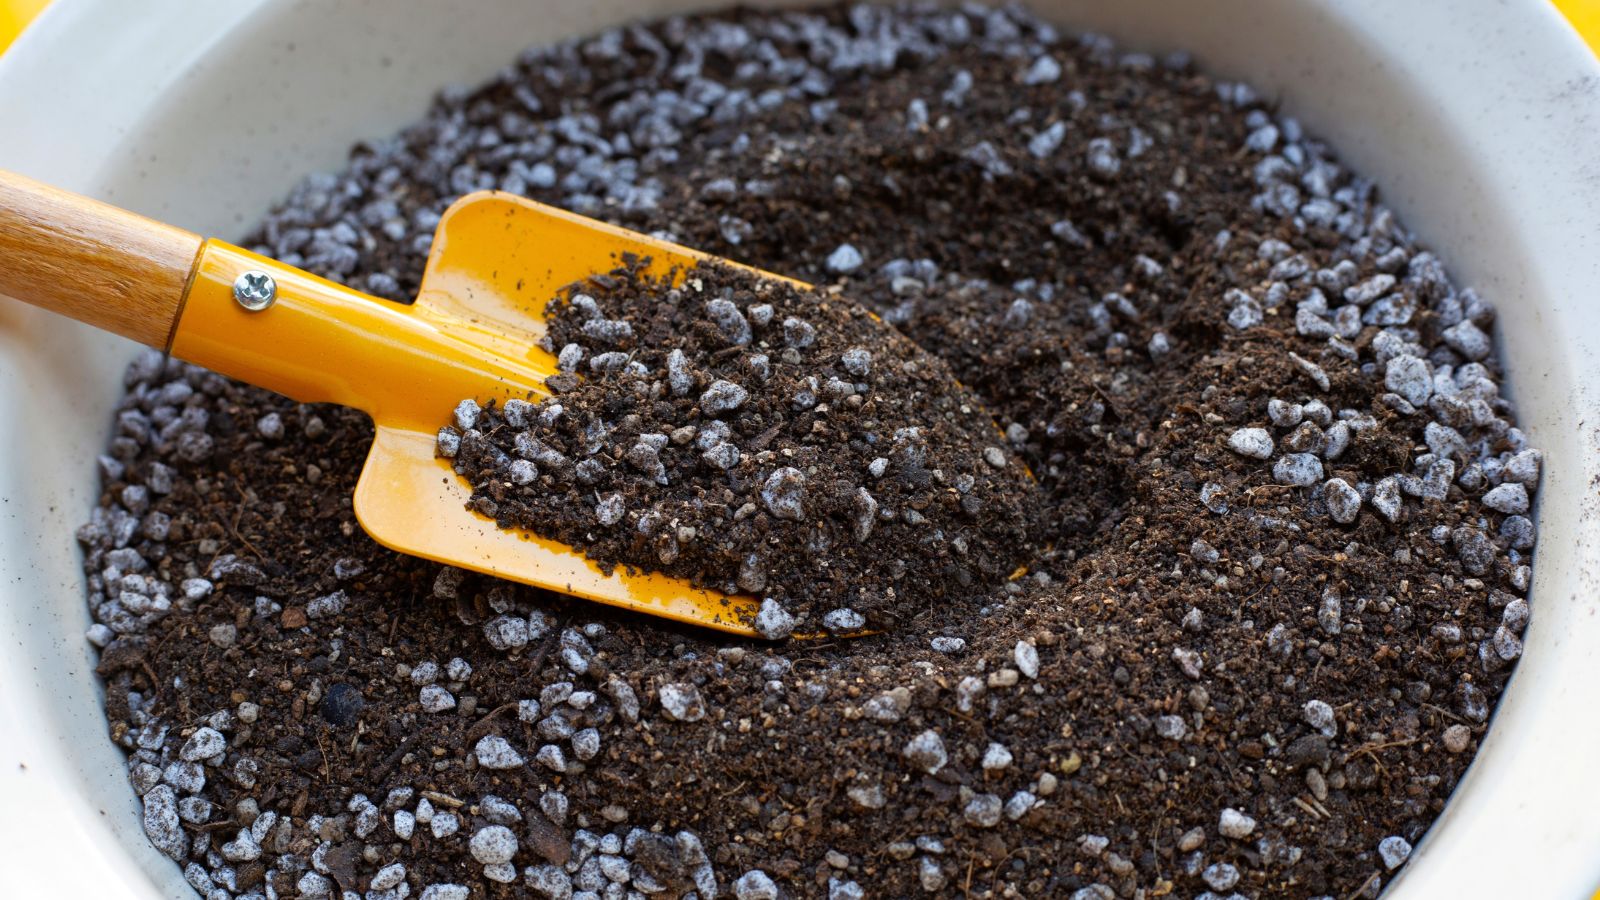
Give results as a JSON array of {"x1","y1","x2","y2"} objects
[
  {"x1": 448, "y1": 259, "x2": 1039, "y2": 631},
  {"x1": 83, "y1": 6, "x2": 1534, "y2": 899}
]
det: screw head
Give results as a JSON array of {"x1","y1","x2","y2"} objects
[{"x1": 233, "y1": 270, "x2": 277, "y2": 311}]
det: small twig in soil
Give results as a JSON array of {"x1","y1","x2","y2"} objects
[
  {"x1": 1348, "y1": 737, "x2": 1418, "y2": 760},
  {"x1": 985, "y1": 846, "x2": 1039, "y2": 895},
  {"x1": 420, "y1": 790, "x2": 464, "y2": 808},
  {"x1": 1343, "y1": 870, "x2": 1382, "y2": 900},
  {"x1": 463, "y1": 702, "x2": 521, "y2": 748},
  {"x1": 1291, "y1": 795, "x2": 1324, "y2": 820},
  {"x1": 746, "y1": 421, "x2": 784, "y2": 451},
  {"x1": 1423, "y1": 702, "x2": 1468, "y2": 725},
  {"x1": 316, "y1": 731, "x2": 331, "y2": 783},
  {"x1": 181, "y1": 819, "x2": 240, "y2": 833},
  {"x1": 225, "y1": 486, "x2": 268, "y2": 561},
  {"x1": 370, "y1": 733, "x2": 422, "y2": 787}
]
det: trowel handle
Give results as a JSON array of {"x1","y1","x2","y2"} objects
[{"x1": 0, "y1": 169, "x2": 204, "y2": 348}]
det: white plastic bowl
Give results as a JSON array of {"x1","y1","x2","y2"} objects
[{"x1": 1, "y1": 1, "x2": 1598, "y2": 897}]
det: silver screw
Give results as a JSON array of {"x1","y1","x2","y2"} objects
[{"x1": 233, "y1": 270, "x2": 277, "y2": 311}]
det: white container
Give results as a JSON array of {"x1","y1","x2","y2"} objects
[{"x1": 1, "y1": 1, "x2": 1597, "y2": 897}]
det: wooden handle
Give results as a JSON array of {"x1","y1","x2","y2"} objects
[{"x1": 0, "y1": 170, "x2": 204, "y2": 348}]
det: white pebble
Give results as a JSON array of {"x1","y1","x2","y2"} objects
[
  {"x1": 826, "y1": 243, "x2": 864, "y2": 274},
  {"x1": 700, "y1": 379, "x2": 749, "y2": 414},
  {"x1": 1029, "y1": 121, "x2": 1067, "y2": 158},
  {"x1": 1086, "y1": 137, "x2": 1121, "y2": 179},
  {"x1": 297, "y1": 872, "x2": 332, "y2": 897},
  {"x1": 1373, "y1": 477, "x2": 1404, "y2": 522},
  {"x1": 1442, "y1": 320, "x2": 1491, "y2": 360},
  {"x1": 659, "y1": 683, "x2": 706, "y2": 722},
  {"x1": 1324, "y1": 478, "x2": 1361, "y2": 523},
  {"x1": 753, "y1": 598, "x2": 796, "y2": 640},
  {"x1": 1385, "y1": 355, "x2": 1433, "y2": 406},
  {"x1": 1218, "y1": 807, "x2": 1257, "y2": 839},
  {"x1": 141, "y1": 785, "x2": 186, "y2": 860},
  {"x1": 902, "y1": 729, "x2": 948, "y2": 774},
  {"x1": 981, "y1": 742, "x2": 1013, "y2": 771},
  {"x1": 501, "y1": 398, "x2": 533, "y2": 427},
  {"x1": 305, "y1": 590, "x2": 346, "y2": 619},
  {"x1": 1378, "y1": 835, "x2": 1413, "y2": 870},
  {"x1": 1013, "y1": 640, "x2": 1040, "y2": 678},
  {"x1": 1505, "y1": 449, "x2": 1542, "y2": 485},
  {"x1": 371, "y1": 863, "x2": 407, "y2": 891},
  {"x1": 483, "y1": 615, "x2": 529, "y2": 651},
  {"x1": 761, "y1": 467, "x2": 807, "y2": 520},
  {"x1": 823, "y1": 608, "x2": 866, "y2": 633},
  {"x1": 430, "y1": 810, "x2": 460, "y2": 838},
  {"x1": 1227, "y1": 427, "x2": 1274, "y2": 459},
  {"x1": 1345, "y1": 274, "x2": 1395, "y2": 305},
  {"x1": 963, "y1": 793, "x2": 1003, "y2": 828},
  {"x1": 507, "y1": 459, "x2": 537, "y2": 485},
  {"x1": 220, "y1": 826, "x2": 260, "y2": 862},
  {"x1": 410, "y1": 661, "x2": 440, "y2": 685},
  {"x1": 420, "y1": 685, "x2": 456, "y2": 713},
  {"x1": 1022, "y1": 54, "x2": 1061, "y2": 85},
  {"x1": 1274, "y1": 453, "x2": 1323, "y2": 486},
  {"x1": 180, "y1": 727, "x2": 226, "y2": 762},
  {"x1": 1323, "y1": 421, "x2": 1351, "y2": 459},
  {"x1": 470, "y1": 825, "x2": 519, "y2": 865},
  {"x1": 1482, "y1": 482, "x2": 1529, "y2": 514},
  {"x1": 571, "y1": 728, "x2": 601, "y2": 760},
  {"x1": 180, "y1": 578, "x2": 213, "y2": 601},
  {"x1": 483, "y1": 862, "x2": 518, "y2": 884},
  {"x1": 595, "y1": 492, "x2": 625, "y2": 526},
  {"x1": 735, "y1": 870, "x2": 779, "y2": 900},
  {"x1": 1303, "y1": 699, "x2": 1337, "y2": 736},
  {"x1": 1267, "y1": 399, "x2": 1303, "y2": 427},
  {"x1": 256, "y1": 412, "x2": 284, "y2": 440},
  {"x1": 524, "y1": 865, "x2": 573, "y2": 898},
  {"x1": 1203, "y1": 862, "x2": 1241, "y2": 891},
  {"x1": 163, "y1": 760, "x2": 204, "y2": 794},
  {"x1": 1005, "y1": 790, "x2": 1040, "y2": 821},
  {"x1": 474, "y1": 735, "x2": 526, "y2": 769},
  {"x1": 840, "y1": 347, "x2": 873, "y2": 376}
]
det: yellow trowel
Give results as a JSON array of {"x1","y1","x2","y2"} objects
[{"x1": 0, "y1": 170, "x2": 776, "y2": 634}]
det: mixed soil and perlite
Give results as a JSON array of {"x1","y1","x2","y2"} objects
[
  {"x1": 445, "y1": 260, "x2": 1039, "y2": 632},
  {"x1": 81, "y1": 5, "x2": 1539, "y2": 899}
]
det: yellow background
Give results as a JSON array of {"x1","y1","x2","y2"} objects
[
  {"x1": 0, "y1": 0, "x2": 45, "y2": 55},
  {"x1": 1556, "y1": 0, "x2": 1600, "y2": 55}
]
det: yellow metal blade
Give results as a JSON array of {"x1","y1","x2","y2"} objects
[
  {"x1": 356, "y1": 426, "x2": 759, "y2": 632},
  {"x1": 172, "y1": 191, "x2": 766, "y2": 635}
]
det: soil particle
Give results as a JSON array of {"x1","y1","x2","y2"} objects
[{"x1": 81, "y1": 4, "x2": 1538, "y2": 899}]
